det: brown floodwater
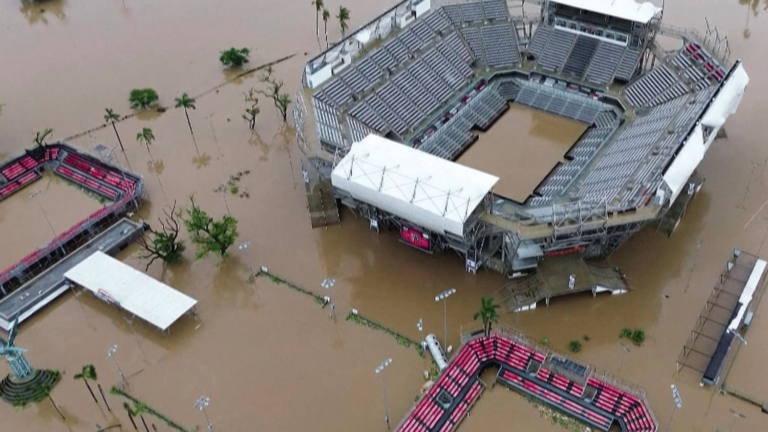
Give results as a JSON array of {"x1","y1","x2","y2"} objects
[
  {"x1": 456, "y1": 104, "x2": 586, "y2": 202},
  {"x1": 2, "y1": 0, "x2": 768, "y2": 431}
]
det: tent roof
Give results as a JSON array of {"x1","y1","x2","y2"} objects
[
  {"x1": 331, "y1": 135, "x2": 498, "y2": 237},
  {"x1": 552, "y1": 0, "x2": 662, "y2": 24},
  {"x1": 64, "y1": 252, "x2": 197, "y2": 330}
]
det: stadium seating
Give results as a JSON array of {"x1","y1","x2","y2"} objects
[{"x1": 462, "y1": 24, "x2": 521, "y2": 69}]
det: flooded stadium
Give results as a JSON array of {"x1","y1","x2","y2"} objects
[{"x1": 1, "y1": 0, "x2": 768, "y2": 431}]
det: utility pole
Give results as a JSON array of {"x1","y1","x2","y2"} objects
[
  {"x1": 194, "y1": 396, "x2": 213, "y2": 432},
  {"x1": 435, "y1": 288, "x2": 456, "y2": 351},
  {"x1": 728, "y1": 408, "x2": 746, "y2": 432},
  {"x1": 375, "y1": 358, "x2": 393, "y2": 430},
  {"x1": 664, "y1": 384, "x2": 683, "y2": 432},
  {"x1": 107, "y1": 345, "x2": 126, "y2": 386},
  {"x1": 618, "y1": 343, "x2": 630, "y2": 377}
]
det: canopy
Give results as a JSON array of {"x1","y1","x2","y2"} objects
[
  {"x1": 702, "y1": 63, "x2": 749, "y2": 129},
  {"x1": 64, "y1": 252, "x2": 197, "y2": 331},
  {"x1": 663, "y1": 124, "x2": 706, "y2": 204},
  {"x1": 331, "y1": 135, "x2": 498, "y2": 237},
  {"x1": 552, "y1": 0, "x2": 662, "y2": 24}
]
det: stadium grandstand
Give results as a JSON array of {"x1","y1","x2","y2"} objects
[{"x1": 295, "y1": 0, "x2": 749, "y2": 283}]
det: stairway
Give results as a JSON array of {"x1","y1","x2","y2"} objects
[{"x1": 563, "y1": 36, "x2": 600, "y2": 78}]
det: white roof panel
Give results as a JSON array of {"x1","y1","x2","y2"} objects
[
  {"x1": 65, "y1": 252, "x2": 197, "y2": 330},
  {"x1": 552, "y1": 0, "x2": 662, "y2": 24},
  {"x1": 331, "y1": 135, "x2": 498, "y2": 237},
  {"x1": 702, "y1": 64, "x2": 750, "y2": 128},
  {"x1": 663, "y1": 124, "x2": 706, "y2": 204}
]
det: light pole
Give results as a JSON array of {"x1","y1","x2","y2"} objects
[
  {"x1": 435, "y1": 288, "x2": 456, "y2": 351},
  {"x1": 375, "y1": 358, "x2": 393, "y2": 430},
  {"x1": 29, "y1": 191, "x2": 56, "y2": 238},
  {"x1": 618, "y1": 343, "x2": 630, "y2": 376},
  {"x1": 194, "y1": 396, "x2": 213, "y2": 432},
  {"x1": 664, "y1": 384, "x2": 683, "y2": 432},
  {"x1": 728, "y1": 408, "x2": 746, "y2": 432},
  {"x1": 107, "y1": 345, "x2": 126, "y2": 385}
]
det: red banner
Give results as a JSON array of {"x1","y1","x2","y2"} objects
[
  {"x1": 545, "y1": 246, "x2": 585, "y2": 258},
  {"x1": 401, "y1": 226, "x2": 430, "y2": 250}
]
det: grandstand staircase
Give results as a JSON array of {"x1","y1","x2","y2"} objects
[{"x1": 563, "y1": 37, "x2": 600, "y2": 78}]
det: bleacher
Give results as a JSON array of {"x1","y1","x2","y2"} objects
[
  {"x1": 395, "y1": 333, "x2": 657, "y2": 432},
  {"x1": 443, "y1": 0, "x2": 508, "y2": 24},
  {"x1": 461, "y1": 23, "x2": 521, "y2": 69},
  {"x1": 514, "y1": 79, "x2": 605, "y2": 124}
]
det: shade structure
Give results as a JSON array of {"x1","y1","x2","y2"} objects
[
  {"x1": 64, "y1": 252, "x2": 197, "y2": 331},
  {"x1": 551, "y1": 0, "x2": 662, "y2": 24},
  {"x1": 331, "y1": 135, "x2": 499, "y2": 237}
]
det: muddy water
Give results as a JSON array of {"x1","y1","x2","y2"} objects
[
  {"x1": 457, "y1": 104, "x2": 586, "y2": 202},
  {"x1": 1, "y1": 0, "x2": 768, "y2": 431}
]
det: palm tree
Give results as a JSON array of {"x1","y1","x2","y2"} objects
[
  {"x1": 36, "y1": 383, "x2": 65, "y2": 420},
  {"x1": 73, "y1": 364, "x2": 98, "y2": 405},
  {"x1": 132, "y1": 401, "x2": 151, "y2": 432},
  {"x1": 136, "y1": 127, "x2": 156, "y2": 162},
  {"x1": 123, "y1": 402, "x2": 138, "y2": 431},
  {"x1": 174, "y1": 93, "x2": 196, "y2": 136},
  {"x1": 336, "y1": 6, "x2": 350, "y2": 38},
  {"x1": 322, "y1": 8, "x2": 331, "y2": 48},
  {"x1": 312, "y1": 0, "x2": 324, "y2": 37},
  {"x1": 473, "y1": 296, "x2": 500, "y2": 337},
  {"x1": 33, "y1": 128, "x2": 53, "y2": 149},
  {"x1": 104, "y1": 108, "x2": 125, "y2": 151}
]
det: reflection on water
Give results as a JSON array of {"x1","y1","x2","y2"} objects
[
  {"x1": 193, "y1": 152, "x2": 212, "y2": 169},
  {"x1": 739, "y1": 0, "x2": 768, "y2": 38},
  {"x1": 19, "y1": 0, "x2": 66, "y2": 25},
  {"x1": 148, "y1": 158, "x2": 164, "y2": 175}
]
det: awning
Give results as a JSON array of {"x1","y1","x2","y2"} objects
[{"x1": 552, "y1": 0, "x2": 662, "y2": 24}]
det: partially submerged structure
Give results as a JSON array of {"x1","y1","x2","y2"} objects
[{"x1": 295, "y1": 0, "x2": 748, "y2": 280}]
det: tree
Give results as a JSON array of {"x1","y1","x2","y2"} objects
[
  {"x1": 322, "y1": 8, "x2": 331, "y2": 48},
  {"x1": 619, "y1": 328, "x2": 633, "y2": 339},
  {"x1": 182, "y1": 196, "x2": 239, "y2": 261},
  {"x1": 104, "y1": 108, "x2": 125, "y2": 151},
  {"x1": 258, "y1": 67, "x2": 291, "y2": 122},
  {"x1": 242, "y1": 88, "x2": 260, "y2": 130},
  {"x1": 36, "y1": 383, "x2": 65, "y2": 420},
  {"x1": 123, "y1": 402, "x2": 139, "y2": 431},
  {"x1": 568, "y1": 340, "x2": 582, "y2": 353},
  {"x1": 219, "y1": 47, "x2": 250, "y2": 68},
  {"x1": 174, "y1": 93, "x2": 196, "y2": 136},
  {"x1": 136, "y1": 127, "x2": 156, "y2": 162},
  {"x1": 131, "y1": 401, "x2": 151, "y2": 432},
  {"x1": 33, "y1": 128, "x2": 53, "y2": 148},
  {"x1": 129, "y1": 88, "x2": 159, "y2": 109},
  {"x1": 138, "y1": 201, "x2": 185, "y2": 270},
  {"x1": 473, "y1": 296, "x2": 500, "y2": 337},
  {"x1": 630, "y1": 329, "x2": 645, "y2": 345},
  {"x1": 73, "y1": 364, "x2": 99, "y2": 405},
  {"x1": 337, "y1": 6, "x2": 350, "y2": 37},
  {"x1": 311, "y1": 0, "x2": 324, "y2": 37}
]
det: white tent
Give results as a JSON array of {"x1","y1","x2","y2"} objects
[
  {"x1": 552, "y1": 0, "x2": 662, "y2": 24},
  {"x1": 331, "y1": 135, "x2": 498, "y2": 237},
  {"x1": 64, "y1": 252, "x2": 197, "y2": 331},
  {"x1": 702, "y1": 64, "x2": 750, "y2": 129}
]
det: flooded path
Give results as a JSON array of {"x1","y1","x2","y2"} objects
[{"x1": 1, "y1": 0, "x2": 768, "y2": 431}]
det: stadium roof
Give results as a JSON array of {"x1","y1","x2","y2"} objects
[
  {"x1": 64, "y1": 252, "x2": 197, "y2": 331},
  {"x1": 331, "y1": 135, "x2": 499, "y2": 237},
  {"x1": 552, "y1": 0, "x2": 662, "y2": 24}
]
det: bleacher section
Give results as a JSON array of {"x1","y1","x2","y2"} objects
[
  {"x1": 0, "y1": 144, "x2": 142, "y2": 295},
  {"x1": 514, "y1": 79, "x2": 605, "y2": 124},
  {"x1": 461, "y1": 23, "x2": 521, "y2": 69},
  {"x1": 395, "y1": 333, "x2": 657, "y2": 432},
  {"x1": 443, "y1": 0, "x2": 508, "y2": 24}
]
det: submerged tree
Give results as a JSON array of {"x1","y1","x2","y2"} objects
[
  {"x1": 104, "y1": 108, "x2": 125, "y2": 151},
  {"x1": 138, "y1": 201, "x2": 185, "y2": 270},
  {"x1": 33, "y1": 128, "x2": 53, "y2": 148},
  {"x1": 473, "y1": 296, "x2": 500, "y2": 337},
  {"x1": 219, "y1": 47, "x2": 250, "y2": 68},
  {"x1": 132, "y1": 401, "x2": 151, "y2": 432},
  {"x1": 183, "y1": 196, "x2": 239, "y2": 261},
  {"x1": 129, "y1": 88, "x2": 159, "y2": 110},
  {"x1": 136, "y1": 127, "x2": 156, "y2": 162},
  {"x1": 337, "y1": 6, "x2": 350, "y2": 37},
  {"x1": 312, "y1": 0, "x2": 324, "y2": 37},
  {"x1": 174, "y1": 93, "x2": 196, "y2": 136},
  {"x1": 258, "y1": 67, "x2": 291, "y2": 122},
  {"x1": 322, "y1": 8, "x2": 331, "y2": 48},
  {"x1": 242, "y1": 88, "x2": 260, "y2": 130},
  {"x1": 73, "y1": 364, "x2": 99, "y2": 405}
]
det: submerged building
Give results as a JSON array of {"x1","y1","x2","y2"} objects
[{"x1": 295, "y1": 0, "x2": 748, "y2": 279}]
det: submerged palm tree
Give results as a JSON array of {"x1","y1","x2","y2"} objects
[
  {"x1": 337, "y1": 6, "x2": 350, "y2": 38},
  {"x1": 473, "y1": 296, "x2": 500, "y2": 337},
  {"x1": 73, "y1": 364, "x2": 98, "y2": 405},
  {"x1": 312, "y1": 0, "x2": 324, "y2": 37},
  {"x1": 136, "y1": 127, "x2": 156, "y2": 162},
  {"x1": 104, "y1": 109, "x2": 124, "y2": 151},
  {"x1": 174, "y1": 93, "x2": 196, "y2": 136},
  {"x1": 322, "y1": 8, "x2": 331, "y2": 48},
  {"x1": 123, "y1": 402, "x2": 139, "y2": 431}
]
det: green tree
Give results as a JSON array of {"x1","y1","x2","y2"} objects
[
  {"x1": 312, "y1": 0, "x2": 324, "y2": 37},
  {"x1": 136, "y1": 127, "x2": 156, "y2": 162},
  {"x1": 258, "y1": 67, "x2": 291, "y2": 122},
  {"x1": 322, "y1": 8, "x2": 331, "y2": 48},
  {"x1": 473, "y1": 296, "x2": 500, "y2": 337},
  {"x1": 138, "y1": 201, "x2": 185, "y2": 270},
  {"x1": 123, "y1": 402, "x2": 139, "y2": 431},
  {"x1": 183, "y1": 196, "x2": 239, "y2": 261},
  {"x1": 631, "y1": 329, "x2": 645, "y2": 345},
  {"x1": 174, "y1": 93, "x2": 196, "y2": 136},
  {"x1": 73, "y1": 364, "x2": 98, "y2": 405},
  {"x1": 33, "y1": 128, "x2": 53, "y2": 148},
  {"x1": 336, "y1": 6, "x2": 350, "y2": 37},
  {"x1": 104, "y1": 108, "x2": 125, "y2": 151},
  {"x1": 619, "y1": 328, "x2": 632, "y2": 339},
  {"x1": 131, "y1": 401, "x2": 151, "y2": 432},
  {"x1": 569, "y1": 340, "x2": 582, "y2": 353},
  {"x1": 129, "y1": 88, "x2": 159, "y2": 109},
  {"x1": 219, "y1": 47, "x2": 250, "y2": 68}
]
